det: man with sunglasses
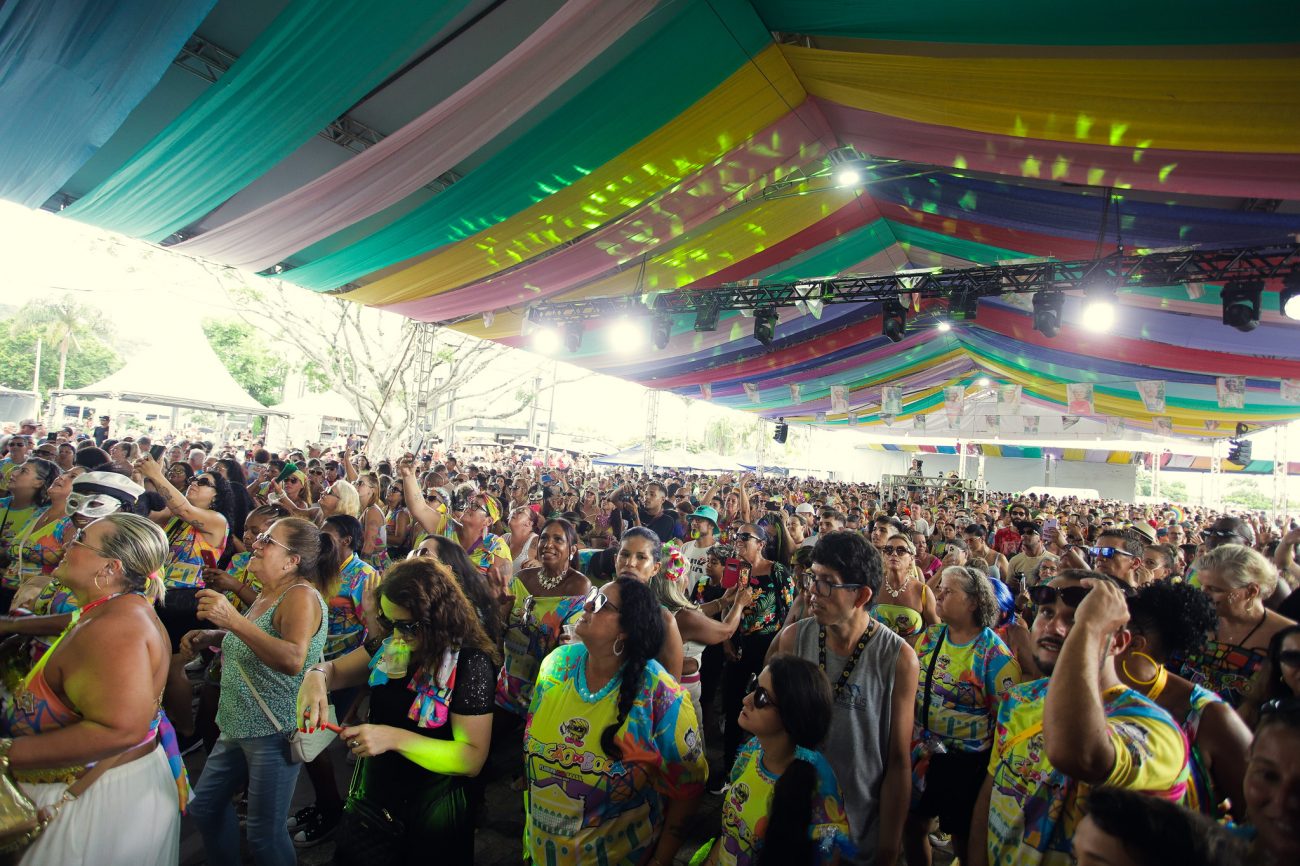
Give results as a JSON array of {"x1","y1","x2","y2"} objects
[
  {"x1": 969, "y1": 569, "x2": 1188, "y2": 866},
  {"x1": 0, "y1": 434, "x2": 32, "y2": 497},
  {"x1": 768, "y1": 530, "x2": 917, "y2": 866}
]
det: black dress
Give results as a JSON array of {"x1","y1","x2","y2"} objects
[{"x1": 333, "y1": 647, "x2": 495, "y2": 866}]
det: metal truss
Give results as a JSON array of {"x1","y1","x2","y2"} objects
[{"x1": 525, "y1": 242, "x2": 1300, "y2": 325}]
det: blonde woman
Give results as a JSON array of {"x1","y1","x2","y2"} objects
[
  {"x1": 317, "y1": 480, "x2": 361, "y2": 523},
  {"x1": 355, "y1": 472, "x2": 389, "y2": 573}
]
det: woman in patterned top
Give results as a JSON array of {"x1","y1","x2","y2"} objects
[
  {"x1": 0, "y1": 456, "x2": 60, "y2": 611},
  {"x1": 4, "y1": 461, "x2": 76, "y2": 611},
  {"x1": 697, "y1": 653, "x2": 853, "y2": 866}
]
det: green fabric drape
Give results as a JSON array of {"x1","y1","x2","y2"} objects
[
  {"x1": 66, "y1": 0, "x2": 474, "y2": 240},
  {"x1": 286, "y1": 0, "x2": 773, "y2": 291},
  {"x1": 750, "y1": 0, "x2": 1295, "y2": 45}
]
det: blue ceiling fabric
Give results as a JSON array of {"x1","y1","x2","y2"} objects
[{"x1": 0, "y1": 0, "x2": 217, "y2": 208}]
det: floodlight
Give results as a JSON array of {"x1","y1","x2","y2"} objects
[
  {"x1": 754, "y1": 309, "x2": 779, "y2": 348},
  {"x1": 881, "y1": 297, "x2": 907, "y2": 342},
  {"x1": 651, "y1": 315, "x2": 672, "y2": 351},
  {"x1": 1221, "y1": 279, "x2": 1263, "y2": 332},
  {"x1": 1282, "y1": 272, "x2": 1300, "y2": 320},
  {"x1": 936, "y1": 321, "x2": 952, "y2": 332},
  {"x1": 1032, "y1": 291, "x2": 1065, "y2": 337},
  {"x1": 609, "y1": 316, "x2": 647, "y2": 354},
  {"x1": 532, "y1": 327, "x2": 562, "y2": 355}
]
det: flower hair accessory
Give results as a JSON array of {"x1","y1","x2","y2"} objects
[{"x1": 660, "y1": 541, "x2": 688, "y2": 583}]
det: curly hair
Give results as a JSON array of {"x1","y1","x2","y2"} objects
[
  {"x1": 379, "y1": 558, "x2": 498, "y2": 675},
  {"x1": 600, "y1": 577, "x2": 665, "y2": 761},
  {"x1": 939, "y1": 565, "x2": 1001, "y2": 629},
  {"x1": 1126, "y1": 579, "x2": 1218, "y2": 662}
]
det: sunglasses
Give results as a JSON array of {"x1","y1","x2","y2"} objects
[
  {"x1": 189, "y1": 477, "x2": 216, "y2": 488},
  {"x1": 744, "y1": 674, "x2": 778, "y2": 710},
  {"x1": 1278, "y1": 650, "x2": 1300, "y2": 669},
  {"x1": 254, "y1": 532, "x2": 294, "y2": 553},
  {"x1": 377, "y1": 613, "x2": 422, "y2": 635},
  {"x1": 733, "y1": 532, "x2": 762, "y2": 544},
  {"x1": 583, "y1": 586, "x2": 620, "y2": 614},
  {"x1": 69, "y1": 529, "x2": 113, "y2": 559},
  {"x1": 1090, "y1": 546, "x2": 1136, "y2": 559},
  {"x1": 880, "y1": 545, "x2": 912, "y2": 556}
]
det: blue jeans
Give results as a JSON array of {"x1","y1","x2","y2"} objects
[{"x1": 190, "y1": 733, "x2": 301, "y2": 866}]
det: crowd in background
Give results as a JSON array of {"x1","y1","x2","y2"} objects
[{"x1": 0, "y1": 415, "x2": 1298, "y2": 866}]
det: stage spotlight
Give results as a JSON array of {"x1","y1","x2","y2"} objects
[
  {"x1": 651, "y1": 315, "x2": 672, "y2": 350},
  {"x1": 976, "y1": 377, "x2": 991, "y2": 389},
  {"x1": 827, "y1": 145, "x2": 869, "y2": 188},
  {"x1": 773, "y1": 419, "x2": 789, "y2": 444},
  {"x1": 1227, "y1": 422, "x2": 1252, "y2": 466},
  {"x1": 562, "y1": 321, "x2": 583, "y2": 353},
  {"x1": 609, "y1": 316, "x2": 647, "y2": 354},
  {"x1": 936, "y1": 321, "x2": 952, "y2": 333},
  {"x1": 754, "y1": 308, "x2": 779, "y2": 348},
  {"x1": 949, "y1": 288, "x2": 980, "y2": 321},
  {"x1": 881, "y1": 297, "x2": 907, "y2": 342},
  {"x1": 1282, "y1": 273, "x2": 1300, "y2": 320},
  {"x1": 694, "y1": 303, "x2": 721, "y2": 332},
  {"x1": 532, "y1": 326, "x2": 562, "y2": 355},
  {"x1": 1221, "y1": 279, "x2": 1263, "y2": 332},
  {"x1": 1081, "y1": 286, "x2": 1117, "y2": 333},
  {"x1": 1032, "y1": 291, "x2": 1065, "y2": 337}
]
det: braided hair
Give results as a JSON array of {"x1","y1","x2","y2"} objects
[{"x1": 600, "y1": 577, "x2": 665, "y2": 761}]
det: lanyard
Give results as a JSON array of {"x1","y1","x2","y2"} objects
[{"x1": 817, "y1": 621, "x2": 875, "y2": 698}]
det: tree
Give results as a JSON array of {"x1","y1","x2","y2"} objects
[
  {"x1": 201, "y1": 318, "x2": 289, "y2": 407},
  {"x1": 1223, "y1": 478, "x2": 1272, "y2": 511},
  {"x1": 0, "y1": 300, "x2": 121, "y2": 394}
]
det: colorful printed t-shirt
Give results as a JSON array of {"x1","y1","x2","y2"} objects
[
  {"x1": 222, "y1": 551, "x2": 263, "y2": 613},
  {"x1": 739, "y1": 562, "x2": 794, "y2": 636},
  {"x1": 465, "y1": 532, "x2": 510, "y2": 575},
  {"x1": 495, "y1": 577, "x2": 588, "y2": 716},
  {"x1": 0, "y1": 498, "x2": 39, "y2": 589},
  {"x1": 714, "y1": 740, "x2": 854, "y2": 866},
  {"x1": 986, "y1": 679, "x2": 1189, "y2": 866},
  {"x1": 1184, "y1": 684, "x2": 1227, "y2": 815},
  {"x1": 914, "y1": 625, "x2": 1021, "y2": 753},
  {"x1": 525, "y1": 643, "x2": 708, "y2": 866},
  {"x1": 1173, "y1": 639, "x2": 1266, "y2": 709},
  {"x1": 162, "y1": 518, "x2": 225, "y2": 589},
  {"x1": 4, "y1": 509, "x2": 68, "y2": 589},
  {"x1": 325, "y1": 553, "x2": 375, "y2": 661}
]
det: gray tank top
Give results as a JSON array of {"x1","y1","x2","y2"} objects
[{"x1": 794, "y1": 616, "x2": 905, "y2": 864}]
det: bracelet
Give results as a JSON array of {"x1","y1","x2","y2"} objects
[
  {"x1": 307, "y1": 664, "x2": 330, "y2": 685},
  {"x1": 0, "y1": 737, "x2": 13, "y2": 773}
]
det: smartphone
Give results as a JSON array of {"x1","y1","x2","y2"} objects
[
  {"x1": 150, "y1": 444, "x2": 166, "y2": 460},
  {"x1": 1044, "y1": 517, "x2": 1059, "y2": 532},
  {"x1": 200, "y1": 549, "x2": 218, "y2": 569},
  {"x1": 45, "y1": 432, "x2": 57, "y2": 443},
  {"x1": 722, "y1": 558, "x2": 743, "y2": 589}
]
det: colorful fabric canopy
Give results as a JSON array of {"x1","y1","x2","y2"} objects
[{"x1": 3, "y1": 0, "x2": 1299, "y2": 442}]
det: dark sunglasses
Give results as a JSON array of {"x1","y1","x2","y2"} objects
[
  {"x1": 190, "y1": 477, "x2": 216, "y2": 488},
  {"x1": 880, "y1": 545, "x2": 911, "y2": 556},
  {"x1": 377, "y1": 613, "x2": 422, "y2": 635},
  {"x1": 583, "y1": 586, "x2": 619, "y2": 614},
  {"x1": 1278, "y1": 650, "x2": 1300, "y2": 668},
  {"x1": 1090, "y1": 546, "x2": 1136, "y2": 559},
  {"x1": 733, "y1": 532, "x2": 762, "y2": 544},
  {"x1": 745, "y1": 674, "x2": 778, "y2": 710},
  {"x1": 1030, "y1": 584, "x2": 1091, "y2": 609}
]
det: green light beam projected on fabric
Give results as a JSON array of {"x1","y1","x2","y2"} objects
[
  {"x1": 750, "y1": 0, "x2": 1297, "y2": 45},
  {"x1": 286, "y1": 0, "x2": 775, "y2": 292},
  {"x1": 65, "y1": 0, "x2": 476, "y2": 241}
]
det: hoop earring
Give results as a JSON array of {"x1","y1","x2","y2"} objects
[
  {"x1": 94, "y1": 573, "x2": 103, "y2": 592},
  {"x1": 1122, "y1": 651, "x2": 1162, "y2": 686},
  {"x1": 612, "y1": 637, "x2": 625, "y2": 657}
]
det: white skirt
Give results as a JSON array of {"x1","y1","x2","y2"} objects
[{"x1": 18, "y1": 744, "x2": 180, "y2": 866}]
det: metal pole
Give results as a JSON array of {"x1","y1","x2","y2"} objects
[
  {"x1": 1273, "y1": 426, "x2": 1288, "y2": 522},
  {"x1": 957, "y1": 439, "x2": 967, "y2": 480},
  {"x1": 32, "y1": 337, "x2": 42, "y2": 403},
  {"x1": 643, "y1": 389, "x2": 660, "y2": 472},
  {"x1": 1152, "y1": 450, "x2": 1162, "y2": 500},
  {"x1": 528, "y1": 376, "x2": 543, "y2": 445},
  {"x1": 543, "y1": 360, "x2": 557, "y2": 464},
  {"x1": 1210, "y1": 439, "x2": 1223, "y2": 512}
]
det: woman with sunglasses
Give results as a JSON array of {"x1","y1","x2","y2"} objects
[
  {"x1": 1240, "y1": 624, "x2": 1300, "y2": 731},
  {"x1": 354, "y1": 472, "x2": 389, "y2": 574},
  {"x1": 496, "y1": 518, "x2": 590, "y2": 718},
  {"x1": 696, "y1": 654, "x2": 853, "y2": 866},
  {"x1": 0, "y1": 513, "x2": 187, "y2": 866},
  {"x1": 905, "y1": 566, "x2": 1020, "y2": 866},
  {"x1": 872, "y1": 532, "x2": 939, "y2": 647},
  {"x1": 1114, "y1": 580, "x2": 1252, "y2": 819},
  {"x1": 525, "y1": 577, "x2": 707, "y2": 866},
  {"x1": 383, "y1": 483, "x2": 413, "y2": 561},
  {"x1": 184, "y1": 517, "x2": 333, "y2": 866},
  {"x1": 295, "y1": 557, "x2": 497, "y2": 864},
  {"x1": 1175, "y1": 544, "x2": 1296, "y2": 709},
  {"x1": 0, "y1": 457, "x2": 61, "y2": 611}
]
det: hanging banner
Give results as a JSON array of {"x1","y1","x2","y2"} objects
[
  {"x1": 789, "y1": 383, "x2": 801, "y2": 404},
  {"x1": 985, "y1": 415, "x2": 1000, "y2": 432},
  {"x1": 1066, "y1": 383, "x2": 1095, "y2": 415},
  {"x1": 1136, "y1": 380, "x2": 1166, "y2": 413},
  {"x1": 700, "y1": 383, "x2": 711, "y2": 400},
  {"x1": 1204, "y1": 419, "x2": 1220, "y2": 431},
  {"x1": 1154, "y1": 416, "x2": 1174, "y2": 437},
  {"x1": 1216, "y1": 376, "x2": 1246, "y2": 409},
  {"x1": 743, "y1": 382, "x2": 760, "y2": 404},
  {"x1": 1061, "y1": 415, "x2": 1080, "y2": 430},
  {"x1": 830, "y1": 385, "x2": 849, "y2": 414},
  {"x1": 997, "y1": 384, "x2": 1022, "y2": 414},
  {"x1": 945, "y1": 386, "x2": 965, "y2": 419},
  {"x1": 881, "y1": 385, "x2": 903, "y2": 416},
  {"x1": 815, "y1": 412, "x2": 827, "y2": 423},
  {"x1": 913, "y1": 413, "x2": 927, "y2": 430},
  {"x1": 847, "y1": 414, "x2": 858, "y2": 426},
  {"x1": 1022, "y1": 415, "x2": 1040, "y2": 434},
  {"x1": 881, "y1": 413, "x2": 895, "y2": 427},
  {"x1": 1281, "y1": 379, "x2": 1300, "y2": 403},
  {"x1": 1105, "y1": 417, "x2": 1124, "y2": 437}
]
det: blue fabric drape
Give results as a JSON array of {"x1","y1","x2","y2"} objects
[
  {"x1": 65, "y1": 0, "x2": 473, "y2": 240},
  {"x1": 0, "y1": 0, "x2": 215, "y2": 209}
]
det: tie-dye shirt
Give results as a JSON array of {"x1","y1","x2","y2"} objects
[
  {"x1": 914, "y1": 625, "x2": 1021, "y2": 753},
  {"x1": 986, "y1": 679, "x2": 1189, "y2": 866},
  {"x1": 713, "y1": 740, "x2": 854, "y2": 866},
  {"x1": 464, "y1": 533, "x2": 510, "y2": 575},
  {"x1": 495, "y1": 578, "x2": 589, "y2": 716},
  {"x1": 325, "y1": 553, "x2": 375, "y2": 661},
  {"x1": 4, "y1": 510, "x2": 70, "y2": 589},
  {"x1": 525, "y1": 643, "x2": 708, "y2": 866}
]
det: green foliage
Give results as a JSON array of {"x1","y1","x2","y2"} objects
[
  {"x1": 201, "y1": 319, "x2": 289, "y2": 407},
  {"x1": 0, "y1": 301, "x2": 121, "y2": 392},
  {"x1": 1223, "y1": 479, "x2": 1272, "y2": 511}
]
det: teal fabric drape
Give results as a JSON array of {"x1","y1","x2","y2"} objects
[
  {"x1": 0, "y1": 0, "x2": 215, "y2": 209},
  {"x1": 285, "y1": 0, "x2": 773, "y2": 291},
  {"x1": 65, "y1": 0, "x2": 474, "y2": 240},
  {"x1": 750, "y1": 0, "x2": 1295, "y2": 44}
]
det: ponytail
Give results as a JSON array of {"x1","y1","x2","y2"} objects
[
  {"x1": 599, "y1": 578, "x2": 664, "y2": 761},
  {"x1": 274, "y1": 517, "x2": 342, "y2": 596},
  {"x1": 755, "y1": 758, "x2": 819, "y2": 866}
]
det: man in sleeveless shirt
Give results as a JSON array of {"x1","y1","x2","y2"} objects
[{"x1": 768, "y1": 530, "x2": 918, "y2": 865}]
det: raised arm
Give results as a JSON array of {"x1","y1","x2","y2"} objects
[
  {"x1": 341, "y1": 448, "x2": 359, "y2": 483},
  {"x1": 675, "y1": 586, "x2": 751, "y2": 646},
  {"x1": 399, "y1": 464, "x2": 447, "y2": 537},
  {"x1": 134, "y1": 454, "x2": 227, "y2": 548}
]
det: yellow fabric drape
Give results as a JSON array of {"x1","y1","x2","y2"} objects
[
  {"x1": 782, "y1": 44, "x2": 1300, "y2": 154},
  {"x1": 346, "y1": 45, "x2": 811, "y2": 306},
  {"x1": 454, "y1": 184, "x2": 861, "y2": 342}
]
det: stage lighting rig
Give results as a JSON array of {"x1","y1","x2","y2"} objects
[
  {"x1": 773, "y1": 418, "x2": 789, "y2": 444},
  {"x1": 1226, "y1": 423, "x2": 1252, "y2": 466},
  {"x1": 1032, "y1": 291, "x2": 1065, "y2": 337},
  {"x1": 1221, "y1": 279, "x2": 1263, "y2": 332},
  {"x1": 882, "y1": 297, "x2": 907, "y2": 342},
  {"x1": 754, "y1": 308, "x2": 779, "y2": 348}
]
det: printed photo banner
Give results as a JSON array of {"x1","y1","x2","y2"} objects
[
  {"x1": 1154, "y1": 417, "x2": 1174, "y2": 437},
  {"x1": 743, "y1": 382, "x2": 760, "y2": 404},
  {"x1": 1023, "y1": 416, "x2": 1040, "y2": 434},
  {"x1": 1136, "y1": 380, "x2": 1167, "y2": 413},
  {"x1": 789, "y1": 383, "x2": 801, "y2": 404},
  {"x1": 945, "y1": 385, "x2": 965, "y2": 419},
  {"x1": 1061, "y1": 415, "x2": 1080, "y2": 430},
  {"x1": 1216, "y1": 376, "x2": 1246, "y2": 409},
  {"x1": 913, "y1": 413, "x2": 926, "y2": 430},
  {"x1": 1066, "y1": 383, "x2": 1095, "y2": 416},
  {"x1": 881, "y1": 413, "x2": 894, "y2": 427},
  {"x1": 1106, "y1": 417, "x2": 1125, "y2": 437},
  {"x1": 881, "y1": 385, "x2": 903, "y2": 416},
  {"x1": 700, "y1": 383, "x2": 711, "y2": 400},
  {"x1": 1282, "y1": 379, "x2": 1300, "y2": 404},
  {"x1": 985, "y1": 414, "x2": 1000, "y2": 432},
  {"x1": 997, "y1": 384, "x2": 1021, "y2": 414},
  {"x1": 848, "y1": 413, "x2": 858, "y2": 426},
  {"x1": 830, "y1": 385, "x2": 849, "y2": 414},
  {"x1": 815, "y1": 411, "x2": 827, "y2": 422}
]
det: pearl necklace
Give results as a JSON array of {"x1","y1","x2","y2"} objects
[
  {"x1": 883, "y1": 571, "x2": 911, "y2": 598},
  {"x1": 537, "y1": 567, "x2": 566, "y2": 591}
]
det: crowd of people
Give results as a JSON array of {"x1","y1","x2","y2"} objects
[{"x1": 0, "y1": 415, "x2": 1297, "y2": 866}]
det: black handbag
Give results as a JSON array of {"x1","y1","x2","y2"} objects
[{"x1": 332, "y1": 796, "x2": 406, "y2": 865}]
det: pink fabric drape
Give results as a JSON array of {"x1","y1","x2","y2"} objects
[
  {"x1": 175, "y1": 0, "x2": 659, "y2": 271},
  {"x1": 386, "y1": 104, "x2": 836, "y2": 321},
  {"x1": 818, "y1": 98, "x2": 1300, "y2": 200}
]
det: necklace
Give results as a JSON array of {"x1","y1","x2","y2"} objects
[
  {"x1": 537, "y1": 567, "x2": 566, "y2": 591},
  {"x1": 817, "y1": 620, "x2": 876, "y2": 698},
  {"x1": 883, "y1": 571, "x2": 911, "y2": 598},
  {"x1": 80, "y1": 592, "x2": 127, "y2": 616}
]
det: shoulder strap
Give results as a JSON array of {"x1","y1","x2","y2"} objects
[
  {"x1": 233, "y1": 658, "x2": 283, "y2": 733},
  {"x1": 921, "y1": 626, "x2": 946, "y2": 733}
]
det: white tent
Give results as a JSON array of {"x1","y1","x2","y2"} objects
[
  {"x1": 271, "y1": 390, "x2": 360, "y2": 421},
  {"x1": 593, "y1": 445, "x2": 744, "y2": 471}
]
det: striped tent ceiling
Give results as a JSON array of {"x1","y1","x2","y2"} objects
[{"x1": 5, "y1": 0, "x2": 1300, "y2": 440}]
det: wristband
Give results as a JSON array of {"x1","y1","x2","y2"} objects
[{"x1": 307, "y1": 664, "x2": 330, "y2": 685}]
